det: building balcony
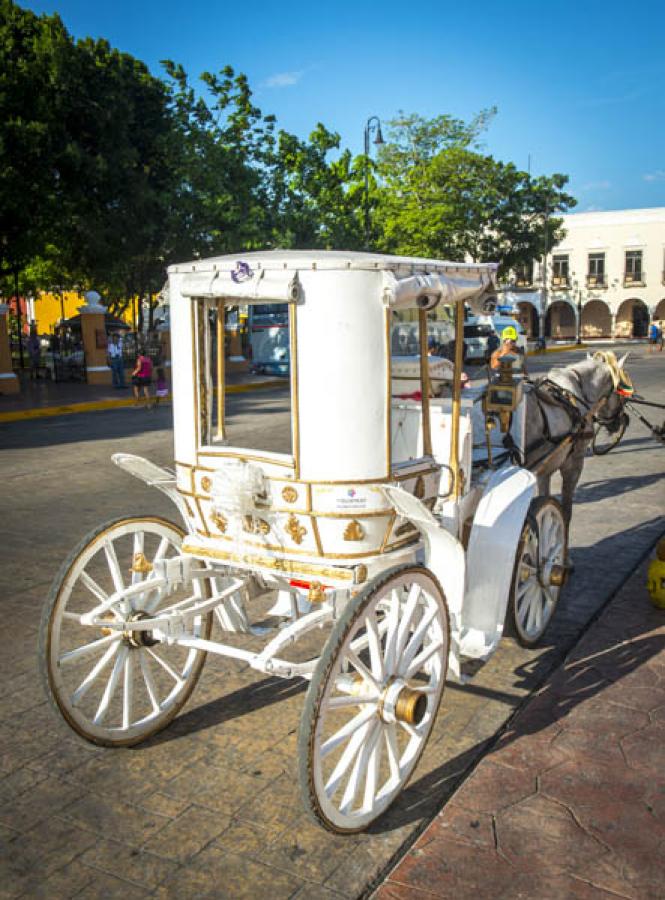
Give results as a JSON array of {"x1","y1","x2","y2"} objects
[
  {"x1": 551, "y1": 276, "x2": 570, "y2": 290},
  {"x1": 623, "y1": 274, "x2": 645, "y2": 288},
  {"x1": 586, "y1": 275, "x2": 607, "y2": 289}
]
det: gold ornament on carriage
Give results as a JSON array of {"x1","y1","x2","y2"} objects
[
  {"x1": 281, "y1": 486, "x2": 298, "y2": 504},
  {"x1": 130, "y1": 552, "x2": 153, "y2": 574},
  {"x1": 286, "y1": 513, "x2": 307, "y2": 545},
  {"x1": 211, "y1": 512, "x2": 228, "y2": 533},
  {"x1": 243, "y1": 516, "x2": 271, "y2": 536},
  {"x1": 343, "y1": 520, "x2": 365, "y2": 541},
  {"x1": 201, "y1": 476, "x2": 212, "y2": 493}
]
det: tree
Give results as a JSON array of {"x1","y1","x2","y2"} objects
[
  {"x1": 266, "y1": 123, "x2": 364, "y2": 249},
  {"x1": 0, "y1": 1, "x2": 71, "y2": 280},
  {"x1": 374, "y1": 111, "x2": 576, "y2": 273}
]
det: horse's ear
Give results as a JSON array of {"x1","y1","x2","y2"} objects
[{"x1": 618, "y1": 352, "x2": 629, "y2": 369}]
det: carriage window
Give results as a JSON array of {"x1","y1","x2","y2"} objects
[
  {"x1": 197, "y1": 299, "x2": 292, "y2": 456},
  {"x1": 390, "y1": 305, "x2": 455, "y2": 466}
]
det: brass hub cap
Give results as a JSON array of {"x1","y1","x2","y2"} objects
[{"x1": 122, "y1": 611, "x2": 158, "y2": 649}]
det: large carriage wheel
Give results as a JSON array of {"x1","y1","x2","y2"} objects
[
  {"x1": 509, "y1": 497, "x2": 567, "y2": 647},
  {"x1": 39, "y1": 516, "x2": 212, "y2": 747},
  {"x1": 299, "y1": 565, "x2": 450, "y2": 833}
]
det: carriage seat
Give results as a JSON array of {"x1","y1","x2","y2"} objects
[{"x1": 391, "y1": 398, "x2": 472, "y2": 497}]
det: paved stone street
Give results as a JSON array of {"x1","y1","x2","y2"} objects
[
  {"x1": 0, "y1": 346, "x2": 663, "y2": 898},
  {"x1": 375, "y1": 552, "x2": 665, "y2": 899}
]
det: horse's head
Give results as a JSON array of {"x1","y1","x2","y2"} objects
[{"x1": 589, "y1": 350, "x2": 632, "y2": 423}]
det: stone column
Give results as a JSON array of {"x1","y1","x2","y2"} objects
[
  {"x1": 0, "y1": 303, "x2": 20, "y2": 394},
  {"x1": 79, "y1": 291, "x2": 112, "y2": 385}
]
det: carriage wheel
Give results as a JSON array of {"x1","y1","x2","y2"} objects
[
  {"x1": 39, "y1": 516, "x2": 212, "y2": 747},
  {"x1": 509, "y1": 497, "x2": 567, "y2": 647},
  {"x1": 299, "y1": 565, "x2": 449, "y2": 833}
]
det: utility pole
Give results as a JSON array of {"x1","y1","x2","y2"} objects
[
  {"x1": 363, "y1": 116, "x2": 384, "y2": 250},
  {"x1": 540, "y1": 194, "x2": 549, "y2": 345}
]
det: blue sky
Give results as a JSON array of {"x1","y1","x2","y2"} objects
[{"x1": 23, "y1": 0, "x2": 665, "y2": 212}]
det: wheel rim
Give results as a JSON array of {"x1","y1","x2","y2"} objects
[
  {"x1": 46, "y1": 518, "x2": 209, "y2": 745},
  {"x1": 311, "y1": 570, "x2": 448, "y2": 831},
  {"x1": 514, "y1": 504, "x2": 565, "y2": 643}
]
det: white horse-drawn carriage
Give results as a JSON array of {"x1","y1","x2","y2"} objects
[{"x1": 42, "y1": 250, "x2": 615, "y2": 833}]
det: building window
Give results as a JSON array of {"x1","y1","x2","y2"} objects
[
  {"x1": 514, "y1": 263, "x2": 533, "y2": 287},
  {"x1": 551, "y1": 255, "x2": 569, "y2": 288},
  {"x1": 624, "y1": 250, "x2": 643, "y2": 285},
  {"x1": 587, "y1": 252, "x2": 606, "y2": 288}
]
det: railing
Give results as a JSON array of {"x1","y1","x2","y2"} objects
[
  {"x1": 623, "y1": 273, "x2": 645, "y2": 287},
  {"x1": 586, "y1": 275, "x2": 607, "y2": 289},
  {"x1": 551, "y1": 275, "x2": 570, "y2": 289}
]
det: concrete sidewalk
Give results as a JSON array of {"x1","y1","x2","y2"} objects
[
  {"x1": 0, "y1": 371, "x2": 285, "y2": 422},
  {"x1": 374, "y1": 550, "x2": 665, "y2": 899}
]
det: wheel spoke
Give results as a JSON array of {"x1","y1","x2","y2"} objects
[
  {"x1": 404, "y1": 638, "x2": 444, "y2": 680},
  {"x1": 139, "y1": 648, "x2": 161, "y2": 714},
  {"x1": 58, "y1": 633, "x2": 118, "y2": 667},
  {"x1": 383, "y1": 590, "x2": 401, "y2": 676},
  {"x1": 320, "y1": 706, "x2": 377, "y2": 759},
  {"x1": 327, "y1": 695, "x2": 376, "y2": 710},
  {"x1": 340, "y1": 721, "x2": 381, "y2": 815},
  {"x1": 399, "y1": 606, "x2": 439, "y2": 676},
  {"x1": 122, "y1": 652, "x2": 134, "y2": 729},
  {"x1": 93, "y1": 645, "x2": 128, "y2": 724},
  {"x1": 365, "y1": 612, "x2": 385, "y2": 682},
  {"x1": 131, "y1": 532, "x2": 145, "y2": 586},
  {"x1": 384, "y1": 722, "x2": 401, "y2": 783},
  {"x1": 71, "y1": 640, "x2": 121, "y2": 706},
  {"x1": 344, "y1": 648, "x2": 379, "y2": 691},
  {"x1": 103, "y1": 539, "x2": 124, "y2": 595},
  {"x1": 145, "y1": 647, "x2": 183, "y2": 685},
  {"x1": 363, "y1": 725, "x2": 384, "y2": 813},
  {"x1": 324, "y1": 718, "x2": 373, "y2": 798},
  {"x1": 79, "y1": 570, "x2": 110, "y2": 606},
  {"x1": 394, "y1": 583, "x2": 422, "y2": 663}
]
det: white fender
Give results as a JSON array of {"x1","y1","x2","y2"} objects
[
  {"x1": 382, "y1": 485, "x2": 466, "y2": 681},
  {"x1": 460, "y1": 465, "x2": 536, "y2": 661}
]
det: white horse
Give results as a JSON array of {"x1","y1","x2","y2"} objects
[{"x1": 524, "y1": 351, "x2": 630, "y2": 524}]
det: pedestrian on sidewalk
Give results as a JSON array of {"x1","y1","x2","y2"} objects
[
  {"x1": 131, "y1": 348, "x2": 153, "y2": 407},
  {"x1": 648, "y1": 320, "x2": 661, "y2": 354},
  {"x1": 27, "y1": 326, "x2": 41, "y2": 379},
  {"x1": 153, "y1": 367, "x2": 169, "y2": 407},
  {"x1": 107, "y1": 333, "x2": 126, "y2": 387}
]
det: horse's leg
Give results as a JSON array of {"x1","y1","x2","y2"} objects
[
  {"x1": 537, "y1": 473, "x2": 551, "y2": 498},
  {"x1": 559, "y1": 441, "x2": 586, "y2": 527}
]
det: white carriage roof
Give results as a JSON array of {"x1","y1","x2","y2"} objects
[{"x1": 168, "y1": 249, "x2": 498, "y2": 277}]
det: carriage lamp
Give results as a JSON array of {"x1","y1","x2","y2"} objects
[{"x1": 483, "y1": 354, "x2": 523, "y2": 431}]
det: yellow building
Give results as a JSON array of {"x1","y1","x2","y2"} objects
[{"x1": 31, "y1": 291, "x2": 134, "y2": 334}]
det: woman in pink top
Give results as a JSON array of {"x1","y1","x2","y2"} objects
[{"x1": 131, "y1": 350, "x2": 153, "y2": 406}]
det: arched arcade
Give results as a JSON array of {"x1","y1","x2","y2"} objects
[{"x1": 581, "y1": 300, "x2": 612, "y2": 339}]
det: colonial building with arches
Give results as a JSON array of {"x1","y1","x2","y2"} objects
[{"x1": 500, "y1": 207, "x2": 665, "y2": 341}]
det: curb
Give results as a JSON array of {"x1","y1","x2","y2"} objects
[
  {"x1": 526, "y1": 343, "x2": 587, "y2": 356},
  {"x1": 0, "y1": 379, "x2": 286, "y2": 424}
]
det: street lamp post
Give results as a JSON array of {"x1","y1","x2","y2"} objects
[
  {"x1": 363, "y1": 116, "x2": 384, "y2": 250},
  {"x1": 572, "y1": 276, "x2": 583, "y2": 345}
]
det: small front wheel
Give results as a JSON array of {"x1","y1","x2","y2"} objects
[
  {"x1": 509, "y1": 497, "x2": 567, "y2": 647},
  {"x1": 39, "y1": 516, "x2": 212, "y2": 747},
  {"x1": 299, "y1": 565, "x2": 450, "y2": 833}
]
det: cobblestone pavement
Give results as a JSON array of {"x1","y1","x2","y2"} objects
[
  {"x1": 0, "y1": 348, "x2": 663, "y2": 898},
  {"x1": 375, "y1": 552, "x2": 665, "y2": 899}
]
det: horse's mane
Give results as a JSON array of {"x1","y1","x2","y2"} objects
[{"x1": 547, "y1": 350, "x2": 631, "y2": 396}]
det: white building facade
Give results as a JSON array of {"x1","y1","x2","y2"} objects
[{"x1": 501, "y1": 207, "x2": 665, "y2": 340}]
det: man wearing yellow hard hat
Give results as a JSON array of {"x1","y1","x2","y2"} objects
[{"x1": 490, "y1": 325, "x2": 525, "y2": 371}]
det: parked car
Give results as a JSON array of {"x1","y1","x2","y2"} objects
[{"x1": 463, "y1": 320, "x2": 496, "y2": 362}]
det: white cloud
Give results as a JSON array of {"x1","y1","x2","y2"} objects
[
  {"x1": 264, "y1": 70, "x2": 303, "y2": 88},
  {"x1": 643, "y1": 170, "x2": 665, "y2": 182}
]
